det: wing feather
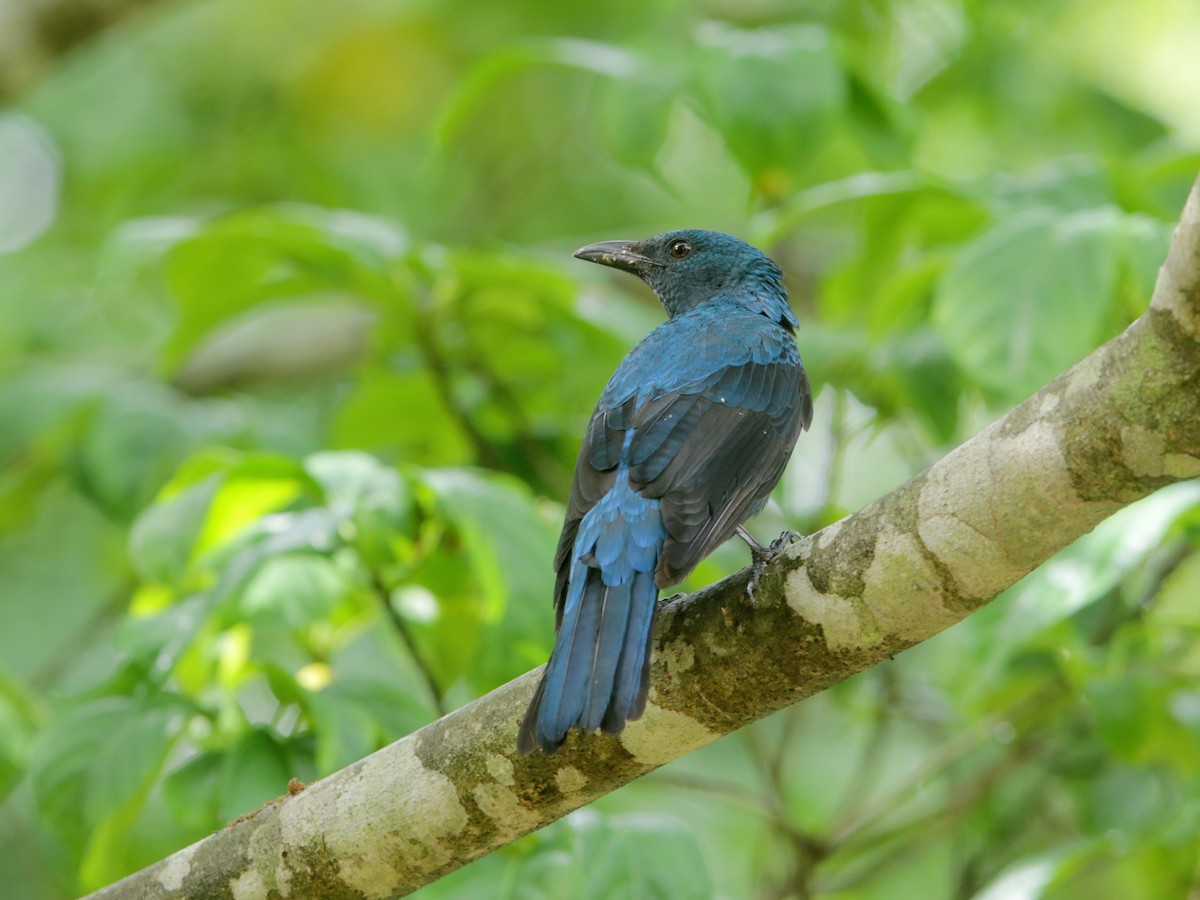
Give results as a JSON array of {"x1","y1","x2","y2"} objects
[
  {"x1": 627, "y1": 360, "x2": 809, "y2": 586},
  {"x1": 554, "y1": 332, "x2": 812, "y2": 612}
]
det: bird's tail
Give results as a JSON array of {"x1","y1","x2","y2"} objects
[{"x1": 517, "y1": 565, "x2": 658, "y2": 756}]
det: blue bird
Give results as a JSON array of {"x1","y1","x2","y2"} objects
[{"x1": 517, "y1": 230, "x2": 813, "y2": 756}]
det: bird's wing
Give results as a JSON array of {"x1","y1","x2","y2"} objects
[
  {"x1": 551, "y1": 395, "x2": 634, "y2": 623},
  {"x1": 553, "y1": 328, "x2": 813, "y2": 612},
  {"x1": 629, "y1": 358, "x2": 812, "y2": 586}
]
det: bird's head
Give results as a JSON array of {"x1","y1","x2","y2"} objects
[{"x1": 573, "y1": 229, "x2": 796, "y2": 327}]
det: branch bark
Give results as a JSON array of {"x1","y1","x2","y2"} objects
[
  {"x1": 0, "y1": 0, "x2": 165, "y2": 102},
  {"x1": 88, "y1": 175, "x2": 1200, "y2": 899}
]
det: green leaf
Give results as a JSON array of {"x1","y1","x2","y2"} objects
[
  {"x1": 305, "y1": 451, "x2": 414, "y2": 569},
  {"x1": 989, "y1": 158, "x2": 1115, "y2": 215},
  {"x1": 420, "y1": 468, "x2": 557, "y2": 620},
  {"x1": 595, "y1": 63, "x2": 678, "y2": 175},
  {"x1": 879, "y1": 329, "x2": 964, "y2": 441},
  {"x1": 207, "y1": 507, "x2": 342, "y2": 605},
  {"x1": 974, "y1": 845, "x2": 1082, "y2": 900},
  {"x1": 933, "y1": 207, "x2": 1123, "y2": 399},
  {"x1": 0, "y1": 673, "x2": 40, "y2": 802},
  {"x1": 0, "y1": 364, "x2": 120, "y2": 463},
  {"x1": 192, "y1": 453, "x2": 314, "y2": 557},
  {"x1": 437, "y1": 38, "x2": 639, "y2": 147},
  {"x1": 1086, "y1": 677, "x2": 1161, "y2": 762},
  {"x1": 71, "y1": 387, "x2": 199, "y2": 519},
  {"x1": 128, "y1": 475, "x2": 220, "y2": 586},
  {"x1": 811, "y1": 181, "x2": 985, "y2": 338},
  {"x1": 161, "y1": 206, "x2": 403, "y2": 371},
  {"x1": 515, "y1": 811, "x2": 713, "y2": 898},
  {"x1": 304, "y1": 678, "x2": 425, "y2": 773},
  {"x1": 1077, "y1": 761, "x2": 1175, "y2": 833},
  {"x1": 218, "y1": 728, "x2": 293, "y2": 823},
  {"x1": 1152, "y1": 550, "x2": 1200, "y2": 629},
  {"x1": 974, "y1": 483, "x2": 1200, "y2": 691},
  {"x1": 304, "y1": 450, "x2": 409, "y2": 523},
  {"x1": 116, "y1": 593, "x2": 215, "y2": 671},
  {"x1": 792, "y1": 323, "x2": 963, "y2": 439},
  {"x1": 173, "y1": 299, "x2": 377, "y2": 393},
  {"x1": 128, "y1": 451, "x2": 313, "y2": 591},
  {"x1": 334, "y1": 370, "x2": 475, "y2": 466},
  {"x1": 31, "y1": 697, "x2": 185, "y2": 847},
  {"x1": 1001, "y1": 484, "x2": 1200, "y2": 646},
  {"x1": 240, "y1": 554, "x2": 347, "y2": 626},
  {"x1": 842, "y1": 63, "x2": 912, "y2": 164},
  {"x1": 83, "y1": 702, "x2": 185, "y2": 829},
  {"x1": 162, "y1": 751, "x2": 222, "y2": 832},
  {"x1": 396, "y1": 549, "x2": 486, "y2": 687},
  {"x1": 693, "y1": 24, "x2": 844, "y2": 177},
  {"x1": 1117, "y1": 213, "x2": 1174, "y2": 317}
]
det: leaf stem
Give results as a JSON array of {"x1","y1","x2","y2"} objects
[{"x1": 369, "y1": 572, "x2": 447, "y2": 717}]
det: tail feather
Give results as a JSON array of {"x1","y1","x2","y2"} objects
[
  {"x1": 603, "y1": 568, "x2": 656, "y2": 732},
  {"x1": 517, "y1": 566, "x2": 658, "y2": 755},
  {"x1": 515, "y1": 678, "x2": 545, "y2": 756},
  {"x1": 535, "y1": 569, "x2": 601, "y2": 748},
  {"x1": 582, "y1": 581, "x2": 630, "y2": 731}
]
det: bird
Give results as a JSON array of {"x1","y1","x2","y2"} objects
[{"x1": 517, "y1": 230, "x2": 813, "y2": 756}]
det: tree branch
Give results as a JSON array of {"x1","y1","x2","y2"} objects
[{"x1": 87, "y1": 175, "x2": 1200, "y2": 899}]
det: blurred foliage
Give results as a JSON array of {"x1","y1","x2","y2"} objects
[{"x1": 2, "y1": 0, "x2": 1200, "y2": 897}]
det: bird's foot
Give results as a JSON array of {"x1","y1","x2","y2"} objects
[{"x1": 737, "y1": 527, "x2": 802, "y2": 601}]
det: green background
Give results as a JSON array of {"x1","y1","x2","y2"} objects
[{"x1": 3, "y1": 0, "x2": 1200, "y2": 896}]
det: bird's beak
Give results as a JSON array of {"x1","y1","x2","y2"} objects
[{"x1": 573, "y1": 240, "x2": 655, "y2": 275}]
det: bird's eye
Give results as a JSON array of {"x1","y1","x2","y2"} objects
[{"x1": 669, "y1": 240, "x2": 692, "y2": 259}]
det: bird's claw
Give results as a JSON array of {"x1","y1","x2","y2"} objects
[
  {"x1": 741, "y1": 528, "x2": 803, "y2": 602},
  {"x1": 769, "y1": 529, "x2": 803, "y2": 553}
]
